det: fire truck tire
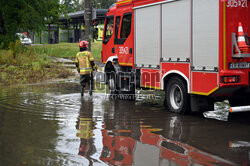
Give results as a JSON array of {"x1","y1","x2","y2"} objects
[
  {"x1": 107, "y1": 72, "x2": 135, "y2": 100},
  {"x1": 165, "y1": 76, "x2": 190, "y2": 114},
  {"x1": 107, "y1": 73, "x2": 118, "y2": 96}
]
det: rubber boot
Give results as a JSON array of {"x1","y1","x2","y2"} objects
[
  {"x1": 89, "y1": 77, "x2": 93, "y2": 96},
  {"x1": 81, "y1": 87, "x2": 84, "y2": 97},
  {"x1": 89, "y1": 90, "x2": 92, "y2": 96}
]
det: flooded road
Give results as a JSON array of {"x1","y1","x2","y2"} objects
[{"x1": 0, "y1": 83, "x2": 250, "y2": 166}]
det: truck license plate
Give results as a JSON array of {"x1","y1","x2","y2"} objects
[{"x1": 229, "y1": 62, "x2": 250, "y2": 69}]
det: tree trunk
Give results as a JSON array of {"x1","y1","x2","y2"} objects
[
  {"x1": 67, "y1": 24, "x2": 70, "y2": 43},
  {"x1": 84, "y1": 0, "x2": 91, "y2": 51},
  {"x1": 40, "y1": 31, "x2": 42, "y2": 44},
  {"x1": 0, "y1": 9, "x2": 6, "y2": 35},
  {"x1": 48, "y1": 24, "x2": 50, "y2": 44}
]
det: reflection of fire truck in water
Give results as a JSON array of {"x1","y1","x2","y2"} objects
[
  {"x1": 99, "y1": 124, "x2": 234, "y2": 165},
  {"x1": 102, "y1": 0, "x2": 250, "y2": 114},
  {"x1": 77, "y1": 99, "x2": 250, "y2": 165},
  {"x1": 97, "y1": 100, "x2": 234, "y2": 166},
  {"x1": 100, "y1": 129, "x2": 135, "y2": 166}
]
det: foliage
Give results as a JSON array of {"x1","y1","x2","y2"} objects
[
  {"x1": 90, "y1": 0, "x2": 117, "y2": 9},
  {"x1": 0, "y1": 0, "x2": 62, "y2": 48},
  {"x1": 0, "y1": 43, "x2": 74, "y2": 86},
  {"x1": 0, "y1": 41, "x2": 34, "y2": 66},
  {"x1": 73, "y1": 0, "x2": 117, "y2": 11},
  {"x1": 61, "y1": 0, "x2": 80, "y2": 13}
]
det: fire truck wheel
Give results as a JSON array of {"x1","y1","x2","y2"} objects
[
  {"x1": 108, "y1": 73, "x2": 118, "y2": 96},
  {"x1": 165, "y1": 76, "x2": 190, "y2": 114}
]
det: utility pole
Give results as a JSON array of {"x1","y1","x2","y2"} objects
[{"x1": 84, "y1": 0, "x2": 92, "y2": 51}]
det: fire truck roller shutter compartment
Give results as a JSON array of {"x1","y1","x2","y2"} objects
[
  {"x1": 135, "y1": 5, "x2": 161, "y2": 68},
  {"x1": 192, "y1": 0, "x2": 219, "y2": 71},
  {"x1": 162, "y1": 0, "x2": 191, "y2": 62}
]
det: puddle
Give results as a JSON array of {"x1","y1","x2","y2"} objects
[{"x1": 0, "y1": 83, "x2": 249, "y2": 165}]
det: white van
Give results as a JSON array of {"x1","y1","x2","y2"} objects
[{"x1": 16, "y1": 33, "x2": 32, "y2": 45}]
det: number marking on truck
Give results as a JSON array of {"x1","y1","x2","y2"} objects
[
  {"x1": 119, "y1": 46, "x2": 129, "y2": 55},
  {"x1": 226, "y1": 0, "x2": 248, "y2": 8}
]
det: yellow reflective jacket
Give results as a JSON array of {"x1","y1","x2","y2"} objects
[{"x1": 75, "y1": 51, "x2": 94, "y2": 75}]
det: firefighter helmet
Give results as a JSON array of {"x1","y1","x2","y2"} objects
[{"x1": 79, "y1": 40, "x2": 88, "y2": 48}]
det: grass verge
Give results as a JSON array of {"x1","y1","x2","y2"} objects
[
  {"x1": 31, "y1": 41, "x2": 102, "y2": 61},
  {"x1": 0, "y1": 41, "x2": 74, "y2": 86}
]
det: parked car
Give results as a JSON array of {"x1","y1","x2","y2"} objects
[{"x1": 16, "y1": 33, "x2": 32, "y2": 45}]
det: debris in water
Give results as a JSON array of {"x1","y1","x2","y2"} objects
[
  {"x1": 203, "y1": 109, "x2": 229, "y2": 121},
  {"x1": 229, "y1": 141, "x2": 250, "y2": 148}
]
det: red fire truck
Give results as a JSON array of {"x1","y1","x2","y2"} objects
[{"x1": 101, "y1": 0, "x2": 250, "y2": 114}]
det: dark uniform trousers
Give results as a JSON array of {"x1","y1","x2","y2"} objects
[{"x1": 80, "y1": 73, "x2": 94, "y2": 91}]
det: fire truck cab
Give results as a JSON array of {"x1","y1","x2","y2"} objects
[{"x1": 101, "y1": 0, "x2": 250, "y2": 114}]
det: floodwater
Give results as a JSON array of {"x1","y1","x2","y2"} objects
[{"x1": 0, "y1": 83, "x2": 250, "y2": 166}]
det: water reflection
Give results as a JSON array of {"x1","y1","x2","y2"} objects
[
  {"x1": 0, "y1": 83, "x2": 250, "y2": 166},
  {"x1": 0, "y1": 84, "x2": 81, "y2": 166},
  {"x1": 77, "y1": 99, "x2": 236, "y2": 166},
  {"x1": 100, "y1": 101, "x2": 136, "y2": 166},
  {"x1": 77, "y1": 99, "x2": 96, "y2": 164}
]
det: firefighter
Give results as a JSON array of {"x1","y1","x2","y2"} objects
[
  {"x1": 93, "y1": 26, "x2": 98, "y2": 42},
  {"x1": 107, "y1": 24, "x2": 113, "y2": 37},
  {"x1": 76, "y1": 40, "x2": 98, "y2": 97}
]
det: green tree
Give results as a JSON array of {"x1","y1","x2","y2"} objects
[
  {"x1": 91, "y1": 0, "x2": 117, "y2": 9},
  {"x1": 79, "y1": 0, "x2": 117, "y2": 10},
  {"x1": 61, "y1": 0, "x2": 80, "y2": 13},
  {"x1": 0, "y1": 0, "x2": 61, "y2": 48}
]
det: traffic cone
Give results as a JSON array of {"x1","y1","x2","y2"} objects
[{"x1": 236, "y1": 22, "x2": 249, "y2": 54}]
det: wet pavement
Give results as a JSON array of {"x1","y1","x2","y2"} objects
[{"x1": 0, "y1": 83, "x2": 250, "y2": 166}]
